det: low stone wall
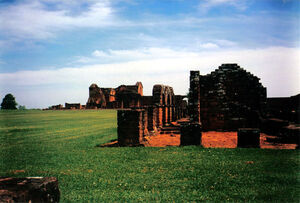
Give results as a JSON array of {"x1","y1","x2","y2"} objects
[
  {"x1": 117, "y1": 109, "x2": 148, "y2": 146},
  {"x1": 180, "y1": 122, "x2": 202, "y2": 146},
  {"x1": 0, "y1": 177, "x2": 60, "y2": 203},
  {"x1": 237, "y1": 128, "x2": 260, "y2": 148}
]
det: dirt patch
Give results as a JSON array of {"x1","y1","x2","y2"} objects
[{"x1": 144, "y1": 131, "x2": 297, "y2": 149}]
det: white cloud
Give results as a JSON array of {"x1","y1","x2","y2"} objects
[
  {"x1": 0, "y1": 1, "x2": 114, "y2": 40},
  {"x1": 200, "y1": 43, "x2": 219, "y2": 49},
  {"x1": 199, "y1": 0, "x2": 248, "y2": 12},
  {"x1": 74, "y1": 47, "x2": 199, "y2": 64},
  {"x1": 0, "y1": 46, "x2": 299, "y2": 108},
  {"x1": 92, "y1": 50, "x2": 109, "y2": 57}
]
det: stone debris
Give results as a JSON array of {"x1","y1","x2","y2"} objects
[{"x1": 0, "y1": 177, "x2": 60, "y2": 203}]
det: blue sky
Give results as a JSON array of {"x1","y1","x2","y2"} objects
[{"x1": 0, "y1": 0, "x2": 299, "y2": 108}]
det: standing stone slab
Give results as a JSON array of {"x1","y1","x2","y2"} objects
[
  {"x1": 0, "y1": 177, "x2": 60, "y2": 203},
  {"x1": 180, "y1": 122, "x2": 202, "y2": 146},
  {"x1": 117, "y1": 109, "x2": 145, "y2": 146},
  {"x1": 237, "y1": 128, "x2": 260, "y2": 148}
]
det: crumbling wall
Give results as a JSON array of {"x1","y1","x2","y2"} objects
[
  {"x1": 117, "y1": 109, "x2": 148, "y2": 146},
  {"x1": 86, "y1": 82, "x2": 144, "y2": 109},
  {"x1": 101, "y1": 88, "x2": 116, "y2": 104},
  {"x1": 197, "y1": 64, "x2": 267, "y2": 131},
  {"x1": 65, "y1": 103, "x2": 82, "y2": 109},
  {"x1": 152, "y1": 84, "x2": 175, "y2": 127},
  {"x1": 267, "y1": 94, "x2": 300, "y2": 123},
  {"x1": 50, "y1": 104, "x2": 63, "y2": 110},
  {"x1": 174, "y1": 95, "x2": 187, "y2": 120},
  {"x1": 86, "y1": 84, "x2": 107, "y2": 109}
]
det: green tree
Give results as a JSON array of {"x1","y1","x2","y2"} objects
[
  {"x1": 1, "y1": 94, "x2": 18, "y2": 109},
  {"x1": 18, "y1": 105, "x2": 26, "y2": 110}
]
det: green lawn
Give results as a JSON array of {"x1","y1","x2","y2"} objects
[{"x1": 0, "y1": 110, "x2": 299, "y2": 202}]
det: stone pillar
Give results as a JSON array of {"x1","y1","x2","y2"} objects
[
  {"x1": 163, "y1": 106, "x2": 168, "y2": 125},
  {"x1": 156, "y1": 106, "x2": 163, "y2": 129},
  {"x1": 237, "y1": 128, "x2": 260, "y2": 148},
  {"x1": 147, "y1": 106, "x2": 156, "y2": 131},
  {"x1": 168, "y1": 106, "x2": 173, "y2": 122},
  {"x1": 180, "y1": 122, "x2": 202, "y2": 146},
  {"x1": 142, "y1": 110, "x2": 148, "y2": 136},
  {"x1": 172, "y1": 106, "x2": 176, "y2": 121},
  {"x1": 189, "y1": 71, "x2": 201, "y2": 123},
  {"x1": 117, "y1": 109, "x2": 144, "y2": 146}
]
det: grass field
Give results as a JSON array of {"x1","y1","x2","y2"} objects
[{"x1": 0, "y1": 110, "x2": 299, "y2": 202}]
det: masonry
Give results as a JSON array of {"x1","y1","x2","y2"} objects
[
  {"x1": 86, "y1": 82, "x2": 143, "y2": 109},
  {"x1": 117, "y1": 84, "x2": 187, "y2": 146},
  {"x1": 189, "y1": 64, "x2": 267, "y2": 131}
]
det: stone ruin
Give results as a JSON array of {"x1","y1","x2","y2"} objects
[
  {"x1": 185, "y1": 64, "x2": 268, "y2": 147},
  {"x1": 115, "y1": 63, "x2": 270, "y2": 147},
  {"x1": 193, "y1": 64, "x2": 267, "y2": 131},
  {"x1": 86, "y1": 82, "x2": 144, "y2": 109},
  {"x1": 49, "y1": 104, "x2": 64, "y2": 110},
  {"x1": 65, "y1": 103, "x2": 82, "y2": 110},
  {"x1": 117, "y1": 84, "x2": 188, "y2": 146}
]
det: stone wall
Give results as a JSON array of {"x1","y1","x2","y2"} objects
[
  {"x1": 65, "y1": 103, "x2": 82, "y2": 109},
  {"x1": 87, "y1": 82, "x2": 144, "y2": 109},
  {"x1": 194, "y1": 64, "x2": 267, "y2": 131},
  {"x1": 117, "y1": 109, "x2": 148, "y2": 146},
  {"x1": 50, "y1": 104, "x2": 63, "y2": 110},
  {"x1": 117, "y1": 84, "x2": 188, "y2": 146},
  {"x1": 267, "y1": 94, "x2": 300, "y2": 123},
  {"x1": 86, "y1": 84, "x2": 106, "y2": 109}
]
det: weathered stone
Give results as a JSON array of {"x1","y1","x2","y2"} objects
[
  {"x1": 117, "y1": 109, "x2": 146, "y2": 146},
  {"x1": 0, "y1": 177, "x2": 60, "y2": 203},
  {"x1": 86, "y1": 83, "x2": 106, "y2": 109},
  {"x1": 50, "y1": 104, "x2": 63, "y2": 110},
  {"x1": 190, "y1": 64, "x2": 266, "y2": 131},
  {"x1": 180, "y1": 122, "x2": 202, "y2": 146},
  {"x1": 267, "y1": 94, "x2": 300, "y2": 123},
  {"x1": 65, "y1": 103, "x2": 82, "y2": 109},
  {"x1": 189, "y1": 71, "x2": 201, "y2": 123},
  {"x1": 237, "y1": 128, "x2": 260, "y2": 148}
]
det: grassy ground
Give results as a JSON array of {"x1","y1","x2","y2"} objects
[{"x1": 0, "y1": 110, "x2": 299, "y2": 202}]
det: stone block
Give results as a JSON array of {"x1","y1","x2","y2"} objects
[
  {"x1": 180, "y1": 122, "x2": 202, "y2": 146},
  {"x1": 117, "y1": 109, "x2": 144, "y2": 146},
  {"x1": 237, "y1": 128, "x2": 260, "y2": 148}
]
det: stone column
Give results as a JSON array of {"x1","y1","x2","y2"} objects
[
  {"x1": 168, "y1": 105, "x2": 172, "y2": 122},
  {"x1": 163, "y1": 105, "x2": 168, "y2": 125},
  {"x1": 189, "y1": 71, "x2": 201, "y2": 123},
  {"x1": 156, "y1": 106, "x2": 163, "y2": 129},
  {"x1": 147, "y1": 106, "x2": 156, "y2": 131}
]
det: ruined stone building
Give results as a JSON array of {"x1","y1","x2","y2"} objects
[
  {"x1": 86, "y1": 82, "x2": 143, "y2": 109},
  {"x1": 267, "y1": 94, "x2": 300, "y2": 123},
  {"x1": 86, "y1": 81, "x2": 188, "y2": 145},
  {"x1": 65, "y1": 103, "x2": 82, "y2": 110},
  {"x1": 189, "y1": 64, "x2": 267, "y2": 131},
  {"x1": 117, "y1": 85, "x2": 188, "y2": 146}
]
